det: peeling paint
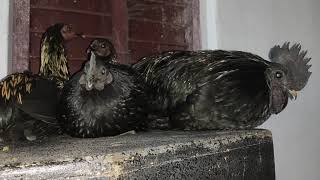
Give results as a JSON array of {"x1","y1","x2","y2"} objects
[{"x1": 12, "y1": 0, "x2": 30, "y2": 73}]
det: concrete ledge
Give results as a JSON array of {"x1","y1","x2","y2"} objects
[{"x1": 0, "y1": 130, "x2": 275, "y2": 179}]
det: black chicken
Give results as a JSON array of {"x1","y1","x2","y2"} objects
[
  {"x1": 133, "y1": 42, "x2": 312, "y2": 130},
  {"x1": 58, "y1": 52, "x2": 148, "y2": 138},
  {"x1": 0, "y1": 23, "x2": 82, "y2": 145},
  {"x1": 86, "y1": 38, "x2": 116, "y2": 63}
]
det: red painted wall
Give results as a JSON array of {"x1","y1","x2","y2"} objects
[
  {"x1": 29, "y1": 0, "x2": 199, "y2": 74},
  {"x1": 127, "y1": 0, "x2": 194, "y2": 63}
]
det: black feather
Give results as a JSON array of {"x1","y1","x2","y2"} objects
[
  {"x1": 0, "y1": 23, "x2": 73, "y2": 144},
  {"x1": 0, "y1": 73, "x2": 60, "y2": 143},
  {"x1": 58, "y1": 53, "x2": 148, "y2": 138},
  {"x1": 134, "y1": 43, "x2": 311, "y2": 130}
]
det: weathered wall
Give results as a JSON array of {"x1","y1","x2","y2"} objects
[
  {"x1": 127, "y1": 0, "x2": 199, "y2": 62},
  {"x1": 29, "y1": 0, "x2": 200, "y2": 74},
  {"x1": 29, "y1": 0, "x2": 113, "y2": 74},
  {"x1": 12, "y1": 0, "x2": 30, "y2": 73}
]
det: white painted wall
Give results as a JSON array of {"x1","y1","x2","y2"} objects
[
  {"x1": 0, "y1": 0, "x2": 11, "y2": 79},
  {"x1": 200, "y1": 0, "x2": 218, "y2": 49},
  {"x1": 202, "y1": 0, "x2": 320, "y2": 179}
]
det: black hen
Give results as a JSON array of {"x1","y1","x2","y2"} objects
[
  {"x1": 133, "y1": 42, "x2": 312, "y2": 130},
  {"x1": 58, "y1": 53, "x2": 148, "y2": 138},
  {"x1": 0, "y1": 23, "x2": 82, "y2": 144},
  {"x1": 86, "y1": 38, "x2": 117, "y2": 63},
  {"x1": 0, "y1": 73, "x2": 59, "y2": 142}
]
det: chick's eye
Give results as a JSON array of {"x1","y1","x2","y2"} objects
[
  {"x1": 101, "y1": 43, "x2": 106, "y2": 48},
  {"x1": 275, "y1": 72, "x2": 282, "y2": 79}
]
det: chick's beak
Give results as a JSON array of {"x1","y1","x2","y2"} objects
[{"x1": 288, "y1": 90, "x2": 298, "y2": 100}]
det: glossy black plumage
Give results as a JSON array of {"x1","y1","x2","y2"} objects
[
  {"x1": 58, "y1": 53, "x2": 148, "y2": 138},
  {"x1": 133, "y1": 43, "x2": 311, "y2": 130},
  {"x1": 0, "y1": 73, "x2": 60, "y2": 141},
  {"x1": 0, "y1": 23, "x2": 80, "y2": 143}
]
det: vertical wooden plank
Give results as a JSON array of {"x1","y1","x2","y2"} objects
[
  {"x1": 191, "y1": 0, "x2": 201, "y2": 50},
  {"x1": 185, "y1": 0, "x2": 201, "y2": 51},
  {"x1": 12, "y1": 0, "x2": 30, "y2": 73},
  {"x1": 111, "y1": 0, "x2": 129, "y2": 64}
]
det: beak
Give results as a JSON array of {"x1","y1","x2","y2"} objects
[
  {"x1": 86, "y1": 47, "x2": 91, "y2": 54},
  {"x1": 86, "y1": 45, "x2": 94, "y2": 54},
  {"x1": 86, "y1": 76, "x2": 94, "y2": 91},
  {"x1": 288, "y1": 90, "x2": 298, "y2": 100},
  {"x1": 86, "y1": 81, "x2": 93, "y2": 91},
  {"x1": 76, "y1": 33, "x2": 86, "y2": 39}
]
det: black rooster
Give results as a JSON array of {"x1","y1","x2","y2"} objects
[
  {"x1": 133, "y1": 42, "x2": 312, "y2": 130},
  {"x1": 0, "y1": 23, "x2": 82, "y2": 145},
  {"x1": 58, "y1": 52, "x2": 148, "y2": 138}
]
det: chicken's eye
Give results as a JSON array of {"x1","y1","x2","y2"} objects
[
  {"x1": 101, "y1": 68, "x2": 106, "y2": 75},
  {"x1": 65, "y1": 25, "x2": 72, "y2": 32},
  {"x1": 275, "y1": 71, "x2": 283, "y2": 79}
]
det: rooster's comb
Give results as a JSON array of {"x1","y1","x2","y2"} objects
[{"x1": 269, "y1": 42, "x2": 312, "y2": 91}]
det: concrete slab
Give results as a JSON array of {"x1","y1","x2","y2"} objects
[{"x1": 0, "y1": 129, "x2": 275, "y2": 179}]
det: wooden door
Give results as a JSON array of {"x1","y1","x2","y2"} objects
[{"x1": 29, "y1": 0, "x2": 200, "y2": 75}]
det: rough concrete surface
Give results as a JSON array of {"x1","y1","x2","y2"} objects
[{"x1": 0, "y1": 129, "x2": 275, "y2": 180}]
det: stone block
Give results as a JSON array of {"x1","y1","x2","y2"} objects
[{"x1": 0, "y1": 129, "x2": 275, "y2": 179}]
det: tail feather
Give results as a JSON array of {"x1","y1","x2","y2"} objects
[
  {"x1": 0, "y1": 72, "x2": 60, "y2": 138},
  {"x1": 0, "y1": 73, "x2": 35, "y2": 104},
  {"x1": 16, "y1": 77, "x2": 59, "y2": 124}
]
